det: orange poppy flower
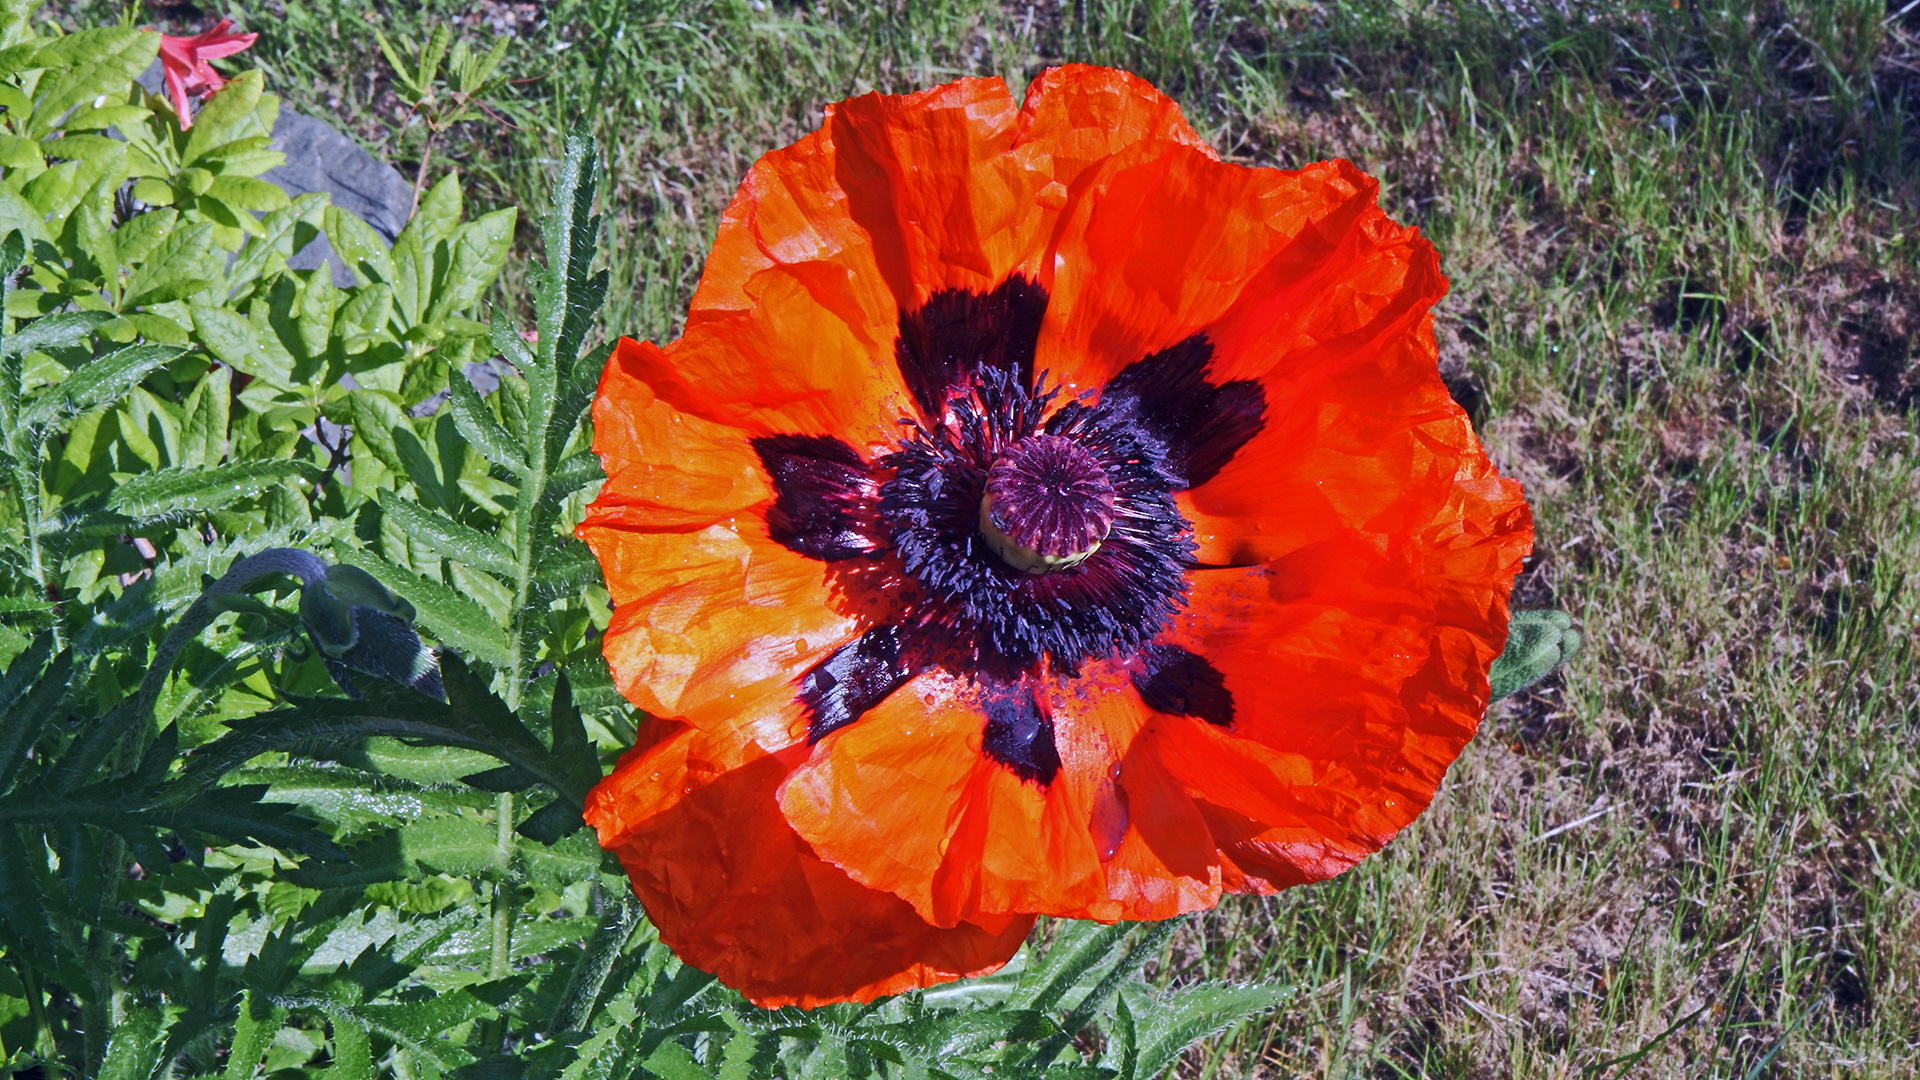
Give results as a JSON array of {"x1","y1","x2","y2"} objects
[{"x1": 581, "y1": 65, "x2": 1532, "y2": 1005}]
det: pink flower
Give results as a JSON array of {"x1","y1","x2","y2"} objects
[{"x1": 152, "y1": 19, "x2": 257, "y2": 129}]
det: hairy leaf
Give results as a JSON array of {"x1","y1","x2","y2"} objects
[
  {"x1": 108, "y1": 459, "x2": 314, "y2": 519},
  {"x1": 376, "y1": 495, "x2": 516, "y2": 580}
]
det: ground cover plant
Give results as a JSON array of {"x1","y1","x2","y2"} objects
[{"x1": 8, "y1": 0, "x2": 1920, "y2": 1077}]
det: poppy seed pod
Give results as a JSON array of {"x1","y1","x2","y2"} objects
[{"x1": 580, "y1": 65, "x2": 1533, "y2": 1007}]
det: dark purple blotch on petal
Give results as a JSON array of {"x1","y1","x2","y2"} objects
[
  {"x1": 895, "y1": 276, "x2": 1048, "y2": 419},
  {"x1": 980, "y1": 685, "x2": 1061, "y2": 785},
  {"x1": 802, "y1": 626, "x2": 914, "y2": 743},
  {"x1": 752, "y1": 434, "x2": 886, "y2": 561},
  {"x1": 1132, "y1": 644, "x2": 1234, "y2": 727},
  {"x1": 1104, "y1": 335, "x2": 1266, "y2": 489}
]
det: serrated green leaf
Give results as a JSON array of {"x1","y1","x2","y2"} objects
[
  {"x1": 1, "y1": 309, "x2": 112, "y2": 359},
  {"x1": 0, "y1": 644, "x2": 66, "y2": 793},
  {"x1": 1016, "y1": 921, "x2": 1134, "y2": 1014},
  {"x1": 545, "y1": 672, "x2": 600, "y2": 803},
  {"x1": 18, "y1": 343, "x2": 183, "y2": 436},
  {"x1": 1126, "y1": 982, "x2": 1289, "y2": 1080},
  {"x1": 352, "y1": 993, "x2": 491, "y2": 1071},
  {"x1": 543, "y1": 449, "x2": 605, "y2": 506},
  {"x1": 515, "y1": 797, "x2": 584, "y2": 845},
  {"x1": 448, "y1": 365, "x2": 524, "y2": 474},
  {"x1": 108, "y1": 459, "x2": 314, "y2": 518},
  {"x1": 336, "y1": 550, "x2": 512, "y2": 665},
  {"x1": 532, "y1": 539, "x2": 600, "y2": 592},
  {"x1": 546, "y1": 338, "x2": 614, "y2": 466},
  {"x1": 98, "y1": 1003, "x2": 166, "y2": 1080},
  {"x1": 376, "y1": 496, "x2": 516, "y2": 579},
  {"x1": 0, "y1": 823, "x2": 52, "y2": 959},
  {"x1": 398, "y1": 813, "x2": 504, "y2": 878},
  {"x1": 320, "y1": 1010, "x2": 374, "y2": 1080},
  {"x1": 642, "y1": 1041, "x2": 716, "y2": 1080},
  {"x1": 219, "y1": 990, "x2": 287, "y2": 1080},
  {"x1": 144, "y1": 784, "x2": 342, "y2": 859}
]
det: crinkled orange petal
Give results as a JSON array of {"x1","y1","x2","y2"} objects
[
  {"x1": 625, "y1": 67, "x2": 1227, "y2": 444},
  {"x1": 1146, "y1": 458, "x2": 1530, "y2": 892},
  {"x1": 777, "y1": 671, "x2": 1107, "y2": 927},
  {"x1": 1179, "y1": 316, "x2": 1468, "y2": 568},
  {"x1": 1045, "y1": 666, "x2": 1224, "y2": 921},
  {"x1": 1035, "y1": 155, "x2": 1440, "y2": 398},
  {"x1": 582, "y1": 514, "x2": 869, "y2": 725},
  {"x1": 585, "y1": 715, "x2": 1034, "y2": 1008},
  {"x1": 585, "y1": 337, "x2": 775, "y2": 531}
]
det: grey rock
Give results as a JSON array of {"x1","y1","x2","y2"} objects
[{"x1": 137, "y1": 60, "x2": 415, "y2": 285}]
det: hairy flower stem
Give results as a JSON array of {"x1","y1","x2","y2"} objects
[
  {"x1": 17, "y1": 960, "x2": 53, "y2": 1063},
  {"x1": 489, "y1": 790, "x2": 516, "y2": 981}
]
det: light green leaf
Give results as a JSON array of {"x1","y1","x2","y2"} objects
[
  {"x1": 325, "y1": 206, "x2": 395, "y2": 289},
  {"x1": 0, "y1": 185, "x2": 50, "y2": 246},
  {"x1": 27, "y1": 27, "x2": 157, "y2": 137},
  {"x1": 178, "y1": 363, "x2": 230, "y2": 468},
  {"x1": 427, "y1": 207, "x2": 515, "y2": 323},
  {"x1": 190, "y1": 302, "x2": 297, "y2": 389},
  {"x1": 338, "y1": 549, "x2": 512, "y2": 665},
  {"x1": 126, "y1": 221, "x2": 219, "y2": 307},
  {"x1": 37, "y1": 133, "x2": 127, "y2": 171},
  {"x1": 183, "y1": 69, "x2": 266, "y2": 164},
  {"x1": 298, "y1": 270, "x2": 342, "y2": 361},
  {"x1": 229, "y1": 193, "x2": 327, "y2": 288},
  {"x1": 407, "y1": 171, "x2": 464, "y2": 249},
  {"x1": 112, "y1": 206, "x2": 178, "y2": 267},
  {"x1": 389, "y1": 227, "x2": 430, "y2": 327},
  {"x1": 377, "y1": 496, "x2": 516, "y2": 579},
  {"x1": 207, "y1": 173, "x2": 291, "y2": 213},
  {"x1": 108, "y1": 459, "x2": 315, "y2": 518}
]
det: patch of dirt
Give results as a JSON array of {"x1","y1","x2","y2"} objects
[{"x1": 1835, "y1": 271, "x2": 1920, "y2": 410}]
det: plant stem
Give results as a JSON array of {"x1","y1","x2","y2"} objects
[
  {"x1": 18, "y1": 959, "x2": 54, "y2": 1064},
  {"x1": 410, "y1": 127, "x2": 438, "y2": 219},
  {"x1": 489, "y1": 790, "x2": 516, "y2": 982}
]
